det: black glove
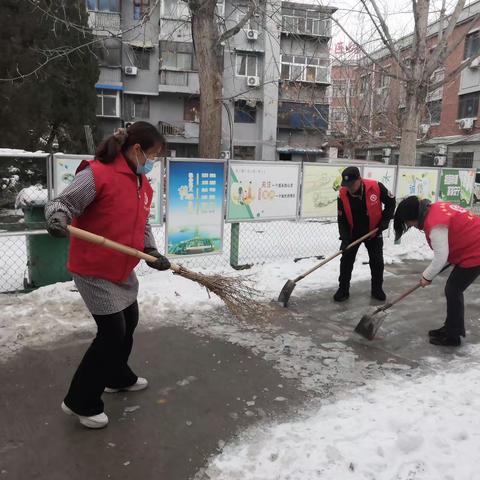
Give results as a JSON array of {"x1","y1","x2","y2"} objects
[
  {"x1": 47, "y1": 211, "x2": 69, "y2": 238},
  {"x1": 144, "y1": 248, "x2": 171, "y2": 271}
]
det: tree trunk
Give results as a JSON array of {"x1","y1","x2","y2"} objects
[
  {"x1": 191, "y1": 1, "x2": 223, "y2": 159},
  {"x1": 398, "y1": 92, "x2": 421, "y2": 166}
]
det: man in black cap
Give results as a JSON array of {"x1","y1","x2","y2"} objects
[
  {"x1": 334, "y1": 166, "x2": 396, "y2": 302},
  {"x1": 394, "y1": 196, "x2": 480, "y2": 346}
]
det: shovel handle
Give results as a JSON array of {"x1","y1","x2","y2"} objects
[
  {"x1": 376, "y1": 264, "x2": 451, "y2": 313},
  {"x1": 293, "y1": 228, "x2": 378, "y2": 282},
  {"x1": 67, "y1": 225, "x2": 181, "y2": 273}
]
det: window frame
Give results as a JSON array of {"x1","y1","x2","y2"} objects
[
  {"x1": 464, "y1": 30, "x2": 480, "y2": 60},
  {"x1": 280, "y1": 54, "x2": 328, "y2": 83},
  {"x1": 87, "y1": 0, "x2": 120, "y2": 12},
  {"x1": 234, "y1": 100, "x2": 257, "y2": 123},
  {"x1": 96, "y1": 89, "x2": 120, "y2": 118},
  {"x1": 134, "y1": 0, "x2": 150, "y2": 20},
  {"x1": 458, "y1": 92, "x2": 480, "y2": 119},
  {"x1": 125, "y1": 94, "x2": 150, "y2": 120},
  {"x1": 132, "y1": 47, "x2": 151, "y2": 70},
  {"x1": 236, "y1": 53, "x2": 258, "y2": 77}
]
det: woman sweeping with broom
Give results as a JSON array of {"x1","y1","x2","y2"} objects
[
  {"x1": 45, "y1": 121, "x2": 170, "y2": 429},
  {"x1": 394, "y1": 196, "x2": 480, "y2": 347}
]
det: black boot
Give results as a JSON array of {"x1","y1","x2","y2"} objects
[
  {"x1": 429, "y1": 335, "x2": 461, "y2": 347},
  {"x1": 429, "y1": 325, "x2": 465, "y2": 338},
  {"x1": 371, "y1": 287, "x2": 386, "y2": 301},
  {"x1": 428, "y1": 325, "x2": 447, "y2": 339},
  {"x1": 333, "y1": 287, "x2": 349, "y2": 302}
]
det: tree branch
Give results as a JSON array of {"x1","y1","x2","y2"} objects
[{"x1": 218, "y1": 0, "x2": 257, "y2": 45}]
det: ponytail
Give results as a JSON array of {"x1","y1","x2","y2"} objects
[{"x1": 95, "y1": 122, "x2": 166, "y2": 164}]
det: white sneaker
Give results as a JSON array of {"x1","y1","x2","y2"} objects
[
  {"x1": 61, "y1": 402, "x2": 109, "y2": 429},
  {"x1": 104, "y1": 377, "x2": 148, "y2": 393}
]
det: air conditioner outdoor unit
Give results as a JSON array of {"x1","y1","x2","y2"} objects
[
  {"x1": 419, "y1": 124, "x2": 430, "y2": 134},
  {"x1": 435, "y1": 144, "x2": 447, "y2": 155},
  {"x1": 169, "y1": 149, "x2": 176, "y2": 158},
  {"x1": 247, "y1": 75, "x2": 260, "y2": 87},
  {"x1": 382, "y1": 148, "x2": 391, "y2": 157},
  {"x1": 124, "y1": 66, "x2": 138, "y2": 76},
  {"x1": 459, "y1": 117, "x2": 475, "y2": 130},
  {"x1": 434, "y1": 155, "x2": 446, "y2": 166},
  {"x1": 219, "y1": 150, "x2": 231, "y2": 160},
  {"x1": 246, "y1": 29, "x2": 259, "y2": 41}
]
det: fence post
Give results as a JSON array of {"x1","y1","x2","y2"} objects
[{"x1": 229, "y1": 222, "x2": 251, "y2": 270}]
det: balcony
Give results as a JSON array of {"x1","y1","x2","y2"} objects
[
  {"x1": 158, "y1": 121, "x2": 199, "y2": 141},
  {"x1": 281, "y1": 16, "x2": 331, "y2": 38},
  {"x1": 87, "y1": 11, "x2": 121, "y2": 35},
  {"x1": 159, "y1": 70, "x2": 199, "y2": 94},
  {"x1": 97, "y1": 67, "x2": 122, "y2": 85}
]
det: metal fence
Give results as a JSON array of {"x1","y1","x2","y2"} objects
[{"x1": 1, "y1": 150, "x2": 479, "y2": 293}]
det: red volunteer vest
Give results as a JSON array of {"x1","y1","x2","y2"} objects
[
  {"x1": 423, "y1": 202, "x2": 480, "y2": 268},
  {"x1": 68, "y1": 153, "x2": 153, "y2": 282},
  {"x1": 339, "y1": 179, "x2": 382, "y2": 232}
]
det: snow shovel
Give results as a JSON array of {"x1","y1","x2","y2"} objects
[
  {"x1": 355, "y1": 264, "x2": 451, "y2": 340},
  {"x1": 277, "y1": 228, "x2": 378, "y2": 307}
]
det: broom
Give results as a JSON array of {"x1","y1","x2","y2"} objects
[{"x1": 67, "y1": 226, "x2": 271, "y2": 321}]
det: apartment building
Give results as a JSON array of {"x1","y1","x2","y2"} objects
[
  {"x1": 330, "y1": 0, "x2": 480, "y2": 170},
  {"x1": 87, "y1": 0, "x2": 336, "y2": 161}
]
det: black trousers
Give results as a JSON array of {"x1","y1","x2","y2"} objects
[
  {"x1": 339, "y1": 236, "x2": 384, "y2": 291},
  {"x1": 64, "y1": 301, "x2": 139, "y2": 416},
  {"x1": 444, "y1": 265, "x2": 480, "y2": 337}
]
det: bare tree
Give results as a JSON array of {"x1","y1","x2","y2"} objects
[
  {"x1": 187, "y1": 0, "x2": 257, "y2": 158},
  {"x1": 334, "y1": 0, "x2": 479, "y2": 165}
]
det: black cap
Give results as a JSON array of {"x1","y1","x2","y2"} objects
[
  {"x1": 341, "y1": 166, "x2": 361, "y2": 186},
  {"x1": 393, "y1": 196, "x2": 420, "y2": 241}
]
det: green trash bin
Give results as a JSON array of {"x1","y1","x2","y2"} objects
[{"x1": 23, "y1": 206, "x2": 71, "y2": 288}]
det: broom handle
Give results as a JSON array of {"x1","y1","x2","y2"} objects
[
  {"x1": 293, "y1": 228, "x2": 379, "y2": 282},
  {"x1": 67, "y1": 226, "x2": 182, "y2": 273}
]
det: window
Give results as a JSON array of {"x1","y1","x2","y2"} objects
[
  {"x1": 359, "y1": 74, "x2": 370, "y2": 93},
  {"x1": 330, "y1": 108, "x2": 346, "y2": 123},
  {"x1": 464, "y1": 30, "x2": 480, "y2": 59},
  {"x1": 95, "y1": 38, "x2": 121, "y2": 67},
  {"x1": 420, "y1": 153, "x2": 435, "y2": 167},
  {"x1": 132, "y1": 47, "x2": 150, "y2": 70},
  {"x1": 453, "y1": 152, "x2": 474, "y2": 168},
  {"x1": 280, "y1": 55, "x2": 328, "y2": 83},
  {"x1": 184, "y1": 97, "x2": 200, "y2": 122},
  {"x1": 236, "y1": 53, "x2": 258, "y2": 77},
  {"x1": 458, "y1": 92, "x2": 479, "y2": 119},
  {"x1": 162, "y1": 0, "x2": 189, "y2": 18},
  {"x1": 96, "y1": 89, "x2": 119, "y2": 117},
  {"x1": 331, "y1": 80, "x2": 347, "y2": 97},
  {"x1": 124, "y1": 95, "x2": 150, "y2": 119},
  {"x1": 425, "y1": 100, "x2": 442, "y2": 124},
  {"x1": 378, "y1": 72, "x2": 390, "y2": 88},
  {"x1": 87, "y1": 0, "x2": 120, "y2": 12},
  {"x1": 281, "y1": 7, "x2": 329, "y2": 36},
  {"x1": 134, "y1": 0, "x2": 149, "y2": 20},
  {"x1": 278, "y1": 102, "x2": 329, "y2": 130},
  {"x1": 234, "y1": 146, "x2": 256, "y2": 160},
  {"x1": 234, "y1": 100, "x2": 257, "y2": 123},
  {"x1": 160, "y1": 42, "x2": 197, "y2": 71}
]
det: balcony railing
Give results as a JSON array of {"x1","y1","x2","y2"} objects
[
  {"x1": 282, "y1": 16, "x2": 331, "y2": 37},
  {"x1": 88, "y1": 11, "x2": 121, "y2": 34},
  {"x1": 160, "y1": 70, "x2": 189, "y2": 87},
  {"x1": 158, "y1": 122, "x2": 184, "y2": 136},
  {"x1": 97, "y1": 67, "x2": 122, "y2": 84}
]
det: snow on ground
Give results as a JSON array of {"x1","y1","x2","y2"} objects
[
  {"x1": 196, "y1": 359, "x2": 480, "y2": 480},
  {"x1": 0, "y1": 229, "x2": 431, "y2": 362}
]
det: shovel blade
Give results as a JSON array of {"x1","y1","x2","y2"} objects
[
  {"x1": 354, "y1": 310, "x2": 388, "y2": 340},
  {"x1": 277, "y1": 279, "x2": 296, "y2": 307}
]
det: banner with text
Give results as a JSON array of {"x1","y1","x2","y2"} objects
[
  {"x1": 166, "y1": 159, "x2": 225, "y2": 256},
  {"x1": 227, "y1": 161, "x2": 300, "y2": 221},
  {"x1": 438, "y1": 168, "x2": 476, "y2": 207},
  {"x1": 301, "y1": 164, "x2": 350, "y2": 218}
]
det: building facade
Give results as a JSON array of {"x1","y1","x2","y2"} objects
[
  {"x1": 87, "y1": 0, "x2": 336, "y2": 161},
  {"x1": 330, "y1": 0, "x2": 480, "y2": 170}
]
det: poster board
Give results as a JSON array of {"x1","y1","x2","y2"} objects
[
  {"x1": 396, "y1": 167, "x2": 439, "y2": 202},
  {"x1": 363, "y1": 165, "x2": 397, "y2": 194},
  {"x1": 438, "y1": 168, "x2": 476, "y2": 207}
]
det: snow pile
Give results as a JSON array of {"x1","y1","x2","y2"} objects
[
  {"x1": 14, "y1": 185, "x2": 48, "y2": 208},
  {"x1": 197, "y1": 363, "x2": 480, "y2": 480}
]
